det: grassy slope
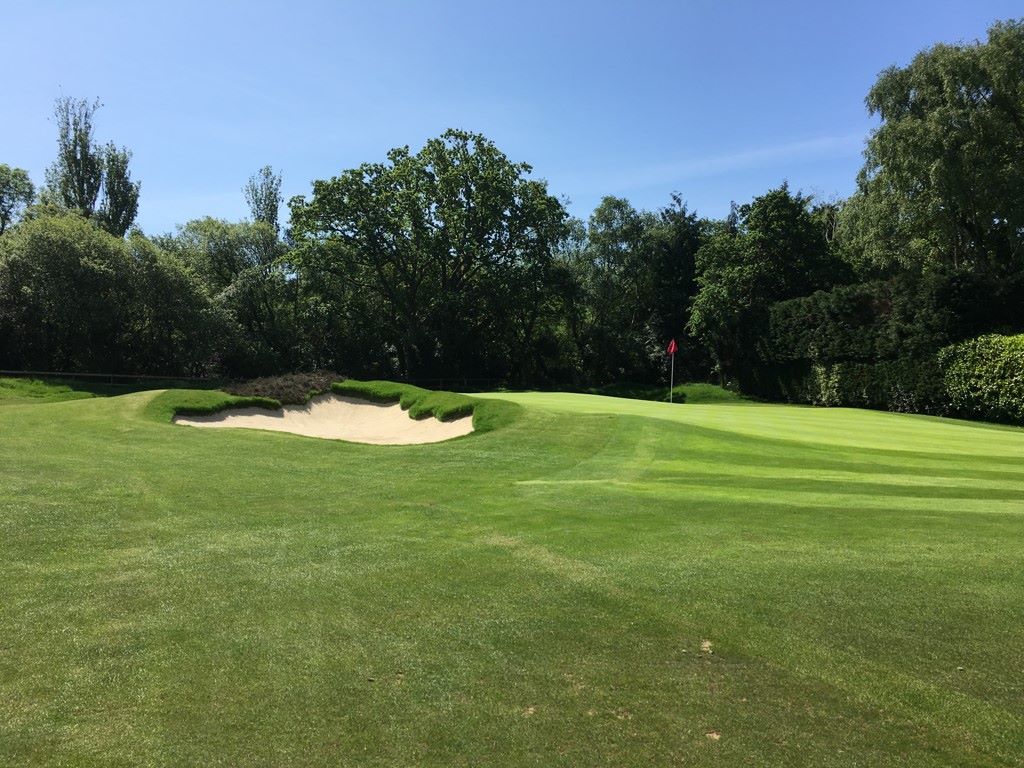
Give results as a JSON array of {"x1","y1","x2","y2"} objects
[
  {"x1": 0, "y1": 389, "x2": 1022, "y2": 766},
  {"x1": 590, "y1": 381, "x2": 747, "y2": 404},
  {"x1": 0, "y1": 377, "x2": 100, "y2": 405},
  {"x1": 334, "y1": 379, "x2": 516, "y2": 433}
]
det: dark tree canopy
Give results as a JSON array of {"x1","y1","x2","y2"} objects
[
  {"x1": 290, "y1": 129, "x2": 569, "y2": 380},
  {"x1": 689, "y1": 185, "x2": 838, "y2": 381}
]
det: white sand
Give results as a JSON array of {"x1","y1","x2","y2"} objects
[{"x1": 173, "y1": 393, "x2": 474, "y2": 445}]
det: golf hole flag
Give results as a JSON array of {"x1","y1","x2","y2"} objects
[{"x1": 666, "y1": 338, "x2": 678, "y2": 402}]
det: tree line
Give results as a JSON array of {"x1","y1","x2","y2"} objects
[{"x1": 1, "y1": 19, "x2": 1022, "y2": 418}]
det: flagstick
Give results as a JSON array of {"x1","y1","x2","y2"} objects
[{"x1": 669, "y1": 352, "x2": 675, "y2": 403}]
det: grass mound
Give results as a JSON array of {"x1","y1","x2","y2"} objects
[
  {"x1": 333, "y1": 379, "x2": 518, "y2": 433},
  {"x1": 145, "y1": 389, "x2": 281, "y2": 423},
  {"x1": 225, "y1": 371, "x2": 345, "y2": 405},
  {"x1": 590, "y1": 381, "x2": 745, "y2": 404},
  {"x1": 674, "y1": 382, "x2": 747, "y2": 403}
]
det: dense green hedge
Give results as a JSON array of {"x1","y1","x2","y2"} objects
[
  {"x1": 791, "y1": 358, "x2": 946, "y2": 413},
  {"x1": 767, "y1": 275, "x2": 955, "y2": 364},
  {"x1": 768, "y1": 334, "x2": 1024, "y2": 424},
  {"x1": 939, "y1": 334, "x2": 1024, "y2": 423}
]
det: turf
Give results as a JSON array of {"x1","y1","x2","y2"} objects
[
  {"x1": 0, "y1": 377, "x2": 100, "y2": 405},
  {"x1": 333, "y1": 379, "x2": 515, "y2": 432},
  {"x1": 1, "y1": 388, "x2": 1022, "y2": 766},
  {"x1": 588, "y1": 381, "x2": 747, "y2": 404}
]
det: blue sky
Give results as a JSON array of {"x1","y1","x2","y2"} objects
[{"x1": 4, "y1": 1, "x2": 1020, "y2": 234}]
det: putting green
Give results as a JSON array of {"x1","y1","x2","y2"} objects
[{"x1": 1, "y1": 388, "x2": 1022, "y2": 766}]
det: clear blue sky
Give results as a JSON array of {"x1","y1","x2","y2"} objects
[{"x1": 4, "y1": 1, "x2": 1020, "y2": 234}]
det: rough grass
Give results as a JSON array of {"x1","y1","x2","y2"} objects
[
  {"x1": 1, "y1": 387, "x2": 1023, "y2": 766},
  {"x1": 0, "y1": 376, "x2": 222, "y2": 405},
  {"x1": 0, "y1": 377, "x2": 99, "y2": 405}
]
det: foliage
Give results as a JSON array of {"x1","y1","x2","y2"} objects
[
  {"x1": 4, "y1": 21, "x2": 1023, "y2": 407},
  {"x1": 42, "y1": 96, "x2": 140, "y2": 236},
  {"x1": 44, "y1": 96, "x2": 104, "y2": 217},
  {"x1": 764, "y1": 333, "x2": 1024, "y2": 426},
  {"x1": 244, "y1": 165, "x2": 282, "y2": 233},
  {"x1": 290, "y1": 129, "x2": 569, "y2": 382},
  {"x1": 0, "y1": 213, "x2": 233, "y2": 375},
  {"x1": 0, "y1": 211, "x2": 135, "y2": 370},
  {"x1": 554, "y1": 195, "x2": 709, "y2": 386},
  {"x1": 0, "y1": 165, "x2": 34, "y2": 234},
  {"x1": 157, "y1": 217, "x2": 296, "y2": 375},
  {"x1": 225, "y1": 371, "x2": 345, "y2": 405},
  {"x1": 97, "y1": 143, "x2": 140, "y2": 237},
  {"x1": 125, "y1": 233, "x2": 237, "y2": 374},
  {"x1": 939, "y1": 333, "x2": 1024, "y2": 423},
  {"x1": 766, "y1": 272, "x2": 963, "y2": 364},
  {"x1": 844, "y1": 20, "x2": 1024, "y2": 274},
  {"x1": 787, "y1": 357, "x2": 947, "y2": 413},
  {"x1": 689, "y1": 185, "x2": 843, "y2": 382}
]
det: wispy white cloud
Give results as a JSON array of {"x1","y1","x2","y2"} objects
[{"x1": 560, "y1": 132, "x2": 867, "y2": 194}]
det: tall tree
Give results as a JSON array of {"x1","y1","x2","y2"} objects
[
  {"x1": 97, "y1": 143, "x2": 140, "y2": 237},
  {"x1": 845, "y1": 19, "x2": 1024, "y2": 274},
  {"x1": 646, "y1": 194, "x2": 707, "y2": 374},
  {"x1": 689, "y1": 185, "x2": 836, "y2": 383},
  {"x1": 244, "y1": 165, "x2": 283, "y2": 233},
  {"x1": 157, "y1": 217, "x2": 294, "y2": 374},
  {"x1": 290, "y1": 129, "x2": 567, "y2": 380},
  {"x1": 0, "y1": 165, "x2": 34, "y2": 234},
  {"x1": 577, "y1": 196, "x2": 654, "y2": 381},
  {"x1": 43, "y1": 97, "x2": 141, "y2": 237},
  {"x1": 44, "y1": 97, "x2": 104, "y2": 217}
]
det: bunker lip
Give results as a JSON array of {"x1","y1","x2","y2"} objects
[{"x1": 172, "y1": 393, "x2": 473, "y2": 444}]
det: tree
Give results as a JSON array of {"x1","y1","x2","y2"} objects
[
  {"x1": 645, "y1": 194, "x2": 708, "y2": 378},
  {"x1": 97, "y1": 143, "x2": 140, "y2": 237},
  {"x1": 689, "y1": 185, "x2": 837, "y2": 383},
  {"x1": 0, "y1": 212, "x2": 134, "y2": 371},
  {"x1": 0, "y1": 165, "x2": 34, "y2": 234},
  {"x1": 573, "y1": 196, "x2": 655, "y2": 381},
  {"x1": 44, "y1": 97, "x2": 104, "y2": 217},
  {"x1": 845, "y1": 19, "x2": 1024, "y2": 274},
  {"x1": 125, "y1": 234, "x2": 236, "y2": 375},
  {"x1": 43, "y1": 96, "x2": 141, "y2": 237},
  {"x1": 244, "y1": 165, "x2": 282, "y2": 233},
  {"x1": 290, "y1": 129, "x2": 568, "y2": 380},
  {"x1": 157, "y1": 217, "x2": 295, "y2": 374}
]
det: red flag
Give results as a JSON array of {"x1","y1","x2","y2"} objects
[{"x1": 666, "y1": 338, "x2": 678, "y2": 356}]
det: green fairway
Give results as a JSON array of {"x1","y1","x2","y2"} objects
[{"x1": 1, "y1": 389, "x2": 1023, "y2": 766}]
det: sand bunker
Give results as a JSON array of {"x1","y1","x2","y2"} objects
[{"x1": 173, "y1": 393, "x2": 473, "y2": 445}]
